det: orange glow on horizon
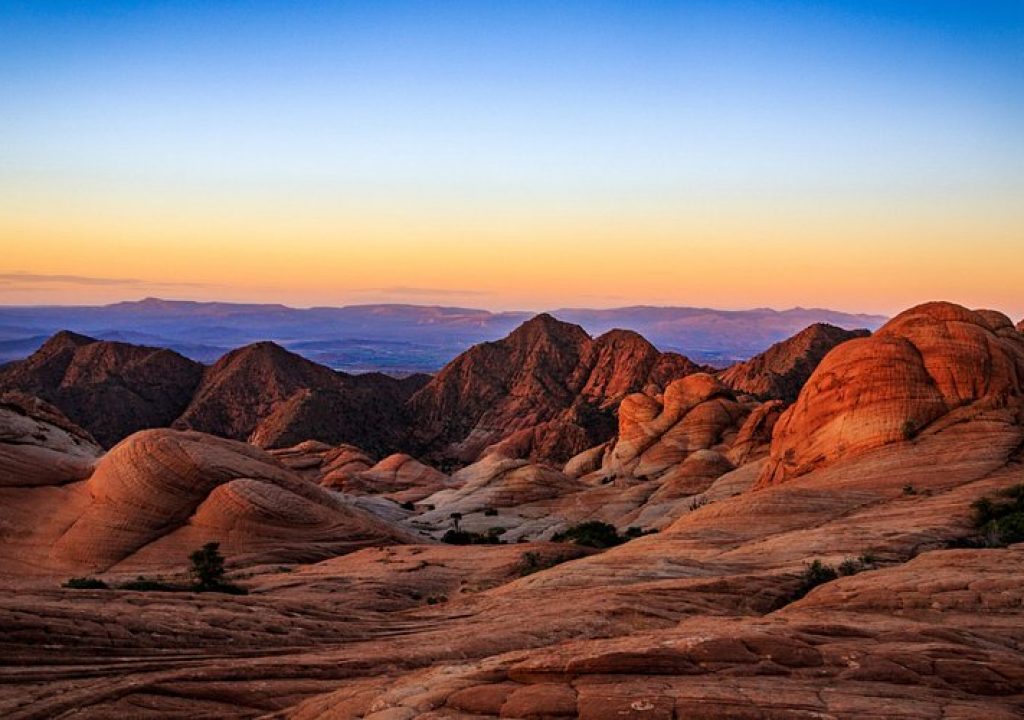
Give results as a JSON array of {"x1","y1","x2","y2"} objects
[{"x1": 1, "y1": 183, "x2": 1022, "y2": 318}]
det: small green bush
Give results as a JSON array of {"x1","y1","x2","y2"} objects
[
  {"x1": 442, "y1": 529, "x2": 503, "y2": 545},
  {"x1": 552, "y1": 521, "x2": 624, "y2": 549},
  {"x1": 786, "y1": 559, "x2": 838, "y2": 603},
  {"x1": 483, "y1": 508, "x2": 499, "y2": 516},
  {"x1": 902, "y1": 484, "x2": 917, "y2": 495},
  {"x1": 63, "y1": 577, "x2": 108, "y2": 590},
  {"x1": 971, "y1": 484, "x2": 1024, "y2": 546}
]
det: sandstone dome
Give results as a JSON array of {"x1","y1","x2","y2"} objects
[{"x1": 758, "y1": 302, "x2": 1024, "y2": 487}]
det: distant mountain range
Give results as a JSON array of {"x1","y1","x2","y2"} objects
[{"x1": 0, "y1": 297, "x2": 886, "y2": 372}]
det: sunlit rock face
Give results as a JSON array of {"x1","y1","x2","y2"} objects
[{"x1": 758, "y1": 302, "x2": 1024, "y2": 488}]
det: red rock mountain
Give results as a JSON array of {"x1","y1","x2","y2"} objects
[
  {"x1": 408, "y1": 314, "x2": 704, "y2": 466},
  {"x1": 719, "y1": 323, "x2": 869, "y2": 403},
  {"x1": 0, "y1": 331, "x2": 203, "y2": 447},
  {"x1": 173, "y1": 341, "x2": 426, "y2": 455},
  {"x1": 758, "y1": 302, "x2": 1024, "y2": 487}
]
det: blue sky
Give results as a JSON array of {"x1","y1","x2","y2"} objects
[{"x1": 1, "y1": 1, "x2": 1022, "y2": 314}]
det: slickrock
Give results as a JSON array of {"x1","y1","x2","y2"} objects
[
  {"x1": 0, "y1": 331, "x2": 203, "y2": 447},
  {"x1": 1, "y1": 382, "x2": 1022, "y2": 718},
  {"x1": 408, "y1": 315, "x2": 702, "y2": 466},
  {"x1": 417, "y1": 455, "x2": 584, "y2": 522},
  {"x1": 726, "y1": 398, "x2": 784, "y2": 465},
  {"x1": 606, "y1": 373, "x2": 749, "y2": 478},
  {"x1": 0, "y1": 428, "x2": 414, "y2": 574},
  {"x1": 271, "y1": 441, "x2": 376, "y2": 488},
  {"x1": 719, "y1": 322, "x2": 869, "y2": 403},
  {"x1": 0, "y1": 392, "x2": 100, "y2": 487},
  {"x1": 342, "y1": 454, "x2": 450, "y2": 501},
  {"x1": 759, "y1": 302, "x2": 1024, "y2": 487},
  {"x1": 2, "y1": 301, "x2": 1023, "y2": 720}
]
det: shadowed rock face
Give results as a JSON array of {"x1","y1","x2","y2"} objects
[
  {"x1": 173, "y1": 341, "x2": 427, "y2": 455},
  {"x1": 408, "y1": 315, "x2": 704, "y2": 466},
  {"x1": 758, "y1": 302, "x2": 1024, "y2": 487},
  {"x1": 0, "y1": 391, "x2": 100, "y2": 487},
  {"x1": 0, "y1": 331, "x2": 203, "y2": 448},
  {"x1": 719, "y1": 322, "x2": 870, "y2": 403}
]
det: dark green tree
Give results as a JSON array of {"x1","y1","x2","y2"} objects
[{"x1": 189, "y1": 542, "x2": 226, "y2": 589}]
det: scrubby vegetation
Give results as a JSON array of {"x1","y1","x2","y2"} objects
[
  {"x1": 62, "y1": 577, "x2": 108, "y2": 590},
  {"x1": 63, "y1": 542, "x2": 247, "y2": 594},
  {"x1": 687, "y1": 495, "x2": 711, "y2": 511},
  {"x1": 790, "y1": 559, "x2": 838, "y2": 601},
  {"x1": 971, "y1": 484, "x2": 1024, "y2": 546},
  {"x1": 120, "y1": 576, "x2": 176, "y2": 592},
  {"x1": 553, "y1": 520, "x2": 624, "y2": 548},
  {"x1": 777, "y1": 553, "x2": 880, "y2": 608},
  {"x1": 442, "y1": 526, "x2": 505, "y2": 545},
  {"x1": 552, "y1": 521, "x2": 654, "y2": 548}
]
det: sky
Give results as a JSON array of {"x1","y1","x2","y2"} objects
[{"x1": 1, "y1": 1, "x2": 1022, "y2": 317}]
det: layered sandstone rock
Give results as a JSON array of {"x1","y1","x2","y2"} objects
[
  {"x1": 719, "y1": 322, "x2": 869, "y2": 403},
  {"x1": 341, "y1": 453, "x2": 450, "y2": 502},
  {"x1": 606, "y1": 373, "x2": 748, "y2": 478},
  {"x1": 0, "y1": 392, "x2": 100, "y2": 487},
  {"x1": 408, "y1": 315, "x2": 703, "y2": 466},
  {"x1": 0, "y1": 331, "x2": 203, "y2": 447},
  {"x1": 32, "y1": 429, "x2": 415, "y2": 572},
  {"x1": 270, "y1": 440, "x2": 375, "y2": 488},
  {"x1": 758, "y1": 302, "x2": 1024, "y2": 487}
]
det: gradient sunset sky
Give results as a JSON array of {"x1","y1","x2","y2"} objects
[{"x1": 2, "y1": 1, "x2": 1022, "y2": 316}]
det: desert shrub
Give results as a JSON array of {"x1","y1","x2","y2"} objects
[
  {"x1": 971, "y1": 484, "x2": 1024, "y2": 546},
  {"x1": 426, "y1": 595, "x2": 447, "y2": 605},
  {"x1": 837, "y1": 558, "x2": 860, "y2": 576},
  {"x1": 552, "y1": 521, "x2": 624, "y2": 549},
  {"x1": 902, "y1": 484, "x2": 917, "y2": 495},
  {"x1": 120, "y1": 576, "x2": 175, "y2": 592},
  {"x1": 63, "y1": 577, "x2": 108, "y2": 590},
  {"x1": 688, "y1": 495, "x2": 710, "y2": 511},
  {"x1": 786, "y1": 560, "x2": 838, "y2": 603},
  {"x1": 483, "y1": 508, "x2": 499, "y2": 516},
  {"x1": 442, "y1": 529, "x2": 503, "y2": 545},
  {"x1": 189, "y1": 542, "x2": 226, "y2": 589}
]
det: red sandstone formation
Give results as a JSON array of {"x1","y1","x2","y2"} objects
[
  {"x1": 0, "y1": 331, "x2": 203, "y2": 447},
  {"x1": 758, "y1": 302, "x2": 1024, "y2": 487},
  {"x1": 1, "y1": 301, "x2": 1022, "y2": 719},
  {"x1": 719, "y1": 322, "x2": 869, "y2": 403},
  {"x1": 409, "y1": 314, "x2": 703, "y2": 466}
]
